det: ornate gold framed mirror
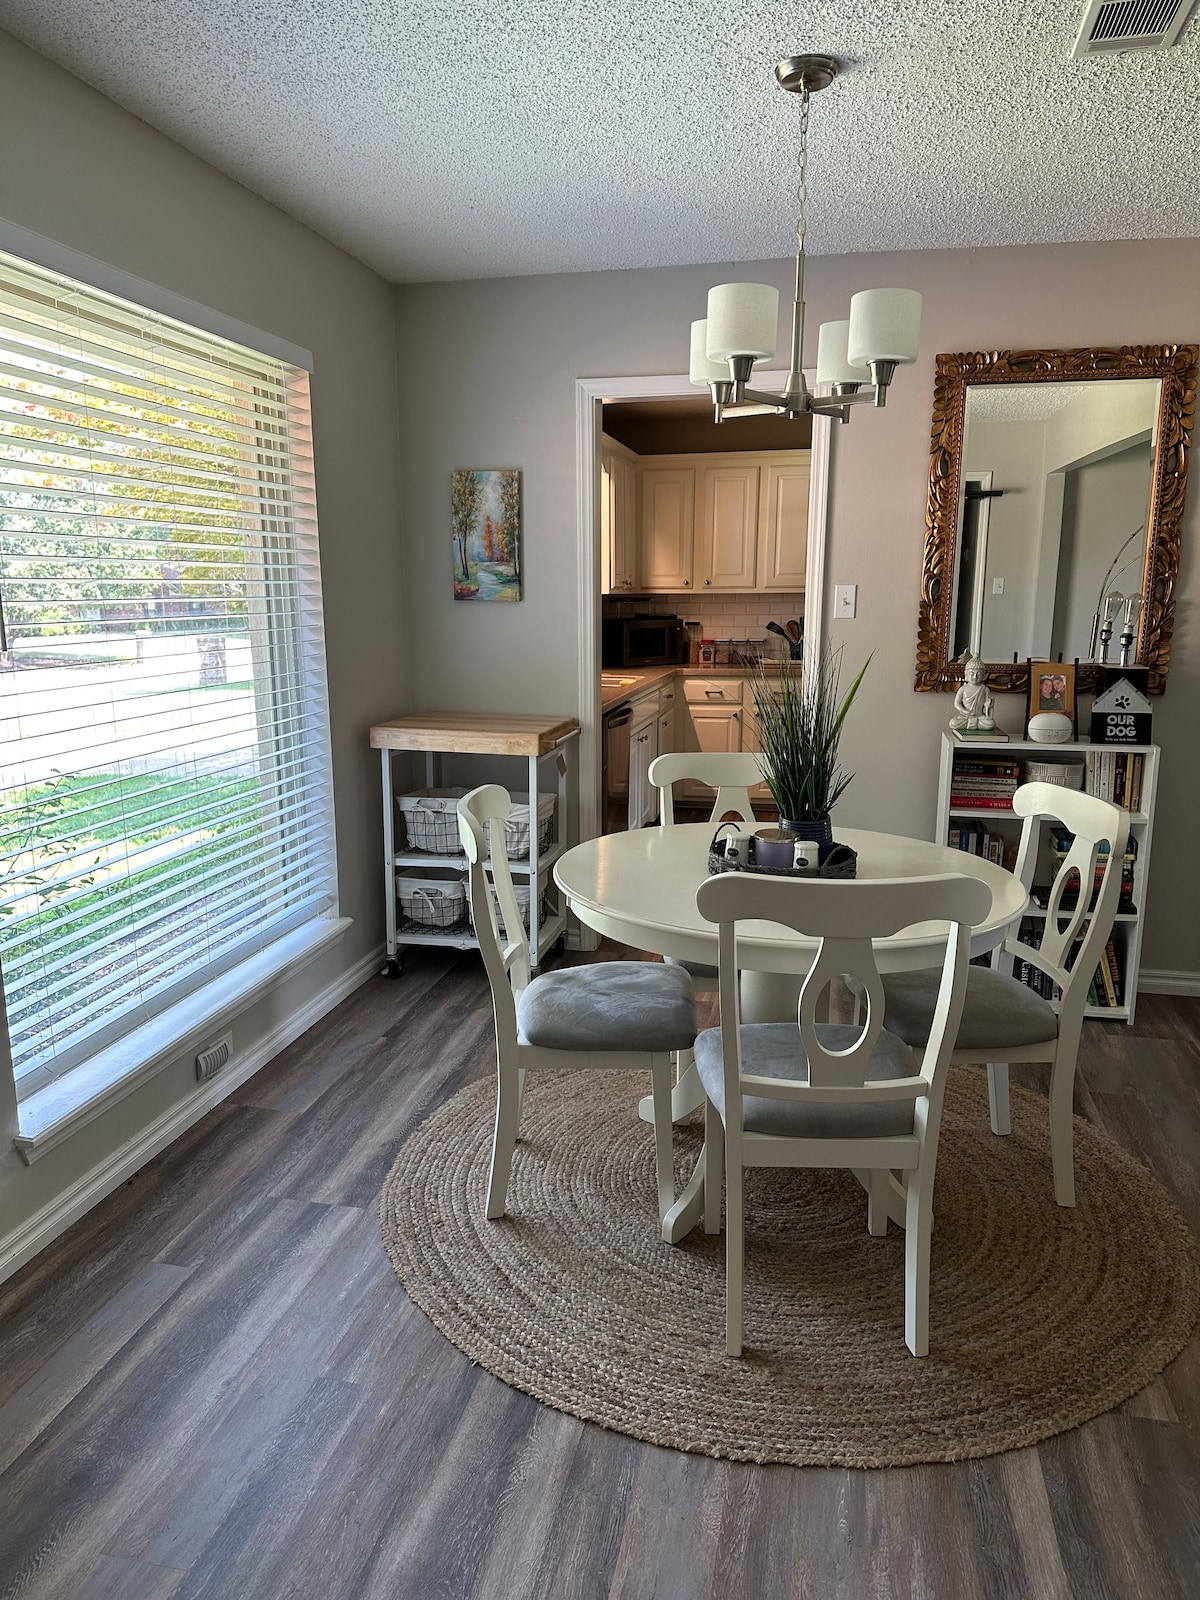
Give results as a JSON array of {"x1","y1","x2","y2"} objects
[{"x1": 915, "y1": 345, "x2": 1197, "y2": 694}]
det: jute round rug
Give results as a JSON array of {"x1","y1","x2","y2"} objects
[{"x1": 380, "y1": 1068, "x2": 1199, "y2": 1467}]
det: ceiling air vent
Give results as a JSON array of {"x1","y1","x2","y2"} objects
[{"x1": 1072, "y1": 0, "x2": 1197, "y2": 54}]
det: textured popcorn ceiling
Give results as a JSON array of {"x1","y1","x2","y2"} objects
[
  {"x1": 2, "y1": 1, "x2": 1198, "y2": 282},
  {"x1": 968, "y1": 382, "x2": 1115, "y2": 421}
]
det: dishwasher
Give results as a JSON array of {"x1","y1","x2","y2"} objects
[{"x1": 602, "y1": 703, "x2": 632, "y2": 833}]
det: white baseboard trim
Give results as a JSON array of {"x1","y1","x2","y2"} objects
[
  {"x1": 0, "y1": 943, "x2": 384, "y2": 1285},
  {"x1": 1138, "y1": 970, "x2": 1200, "y2": 997}
]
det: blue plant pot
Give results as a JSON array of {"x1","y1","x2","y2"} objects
[{"x1": 780, "y1": 816, "x2": 834, "y2": 864}]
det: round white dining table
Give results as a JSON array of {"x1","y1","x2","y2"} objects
[
  {"x1": 554, "y1": 823, "x2": 1029, "y2": 1245},
  {"x1": 554, "y1": 823, "x2": 1029, "y2": 1021}
]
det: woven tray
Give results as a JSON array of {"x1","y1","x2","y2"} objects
[{"x1": 707, "y1": 833, "x2": 857, "y2": 880}]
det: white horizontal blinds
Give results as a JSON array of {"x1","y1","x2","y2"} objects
[{"x1": 0, "y1": 249, "x2": 335, "y2": 1095}]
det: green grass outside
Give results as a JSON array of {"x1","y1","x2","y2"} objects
[
  {"x1": 1, "y1": 771, "x2": 263, "y2": 983},
  {"x1": 1, "y1": 771, "x2": 259, "y2": 852}
]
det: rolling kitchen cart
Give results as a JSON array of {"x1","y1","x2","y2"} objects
[{"x1": 369, "y1": 712, "x2": 580, "y2": 976}]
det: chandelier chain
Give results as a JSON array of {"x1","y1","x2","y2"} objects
[{"x1": 795, "y1": 84, "x2": 810, "y2": 260}]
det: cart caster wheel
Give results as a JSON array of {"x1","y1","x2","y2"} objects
[{"x1": 380, "y1": 958, "x2": 404, "y2": 979}]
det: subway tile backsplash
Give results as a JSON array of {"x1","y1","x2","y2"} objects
[{"x1": 603, "y1": 591, "x2": 804, "y2": 648}]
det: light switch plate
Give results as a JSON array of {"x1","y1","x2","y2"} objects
[
  {"x1": 834, "y1": 584, "x2": 857, "y2": 619},
  {"x1": 992, "y1": 577, "x2": 1005, "y2": 594}
]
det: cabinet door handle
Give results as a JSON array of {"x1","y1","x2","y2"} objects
[
  {"x1": 683, "y1": 579, "x2": 690, "y2": 587},
  {"x1": 704, "y1": 579, "x2": 711, "y2": 586}
]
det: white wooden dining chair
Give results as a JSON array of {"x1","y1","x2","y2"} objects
[
  {"x1": 695, "y1": 870, "x2": 990, "y2": 1358},
  {"x1": 847, "y1": 782, "x2": 1129, "y2": 1208},
  {"x1": 639, "y1": 752, "x2": 764, "y2": 1130},
  {"x1": 458, "y1": 785, "x2": 698, "y2": 1228},
  {"x1": 648, "y1": 751, "x2": 762, "y2": 834}
]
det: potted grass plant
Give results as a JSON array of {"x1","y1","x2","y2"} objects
[{"x1": 751, "y1": 645, "x2": 872, "y2": 862}]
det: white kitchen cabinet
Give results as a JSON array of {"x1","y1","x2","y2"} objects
[
  {"x1": 622, "y1": 450, "x2": 808, "y2": 595},
  {"x1": 600, "y1": 439, "x2": 638, "y2": 594},
  {"x1": 657, "y1": 706, "x2": 674, "y2": 775},
  {"x1": 698, "y1": 464, "x2": 760, "y2": 590},
  {"x1": 628, "y1": 702, "x2": 660, "y2": 829},
  {"x1": 680, "y1": 677, "x2": 743, "y2": 801},
  {"x1": 757, "y1": 458, "x2": 811, "y2": 591},
  {"x1": 638, "y1": 467, "x2": 696, "y2": 592},
  {"x1": 740, "y1": 679, "x2": 783, "y2": 798}
]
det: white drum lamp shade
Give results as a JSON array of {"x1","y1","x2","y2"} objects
[
  {"x1": 847, "y1": 288, "x2": 922, "y2": 367},
  {"x1": 689, "y1": 320, "x2": 731, "y2": 385},
  {"x1": 706, "y1": 283, "x2": 778, "y2": 362},
  {"x1": 815, "y1": 320, "x2": 861, "y2": 386}
]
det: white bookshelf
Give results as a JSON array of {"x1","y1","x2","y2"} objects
[{"x1": 935, "y1": 733, "x2": 1159, "y2": 1025}]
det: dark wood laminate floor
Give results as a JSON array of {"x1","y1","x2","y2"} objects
[{"x1": 2, "y1": 951, "x2": 1199, "y2": 1600}]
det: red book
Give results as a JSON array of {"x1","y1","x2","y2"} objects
[{"x1": 950, "y1": 795, "x2": 1015, "y2": 810}]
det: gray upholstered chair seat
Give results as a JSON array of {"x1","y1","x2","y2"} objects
[
  {"x1": 694, "y1": 1023, "x2": 918, "y2": 1140},
  {"x1": 846, "y1": 966, "x2": 1059, "y2": 1052},
  {"x1": 516, "y1": 961, "x2": 697, "y2": 1053}
]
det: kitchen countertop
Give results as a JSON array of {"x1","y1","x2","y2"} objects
[{"x1": 600, "y1": 661, "x2": 785, "y2": 712}]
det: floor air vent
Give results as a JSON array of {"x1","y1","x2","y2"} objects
[
  {"x1": 195, "y1": 1032, "x2": 233, "y2": 1082},
  {"x1": 1072, "y1": 0, "x2": 1197, "y2": 54}
]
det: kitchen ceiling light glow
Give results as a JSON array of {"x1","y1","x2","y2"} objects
[{"x1": 689, "y1": 54, "x2": 922, "y2": 426}]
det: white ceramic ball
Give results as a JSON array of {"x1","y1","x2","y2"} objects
[{"x1": 1027, "y1": 712, "x2": 1073, "y2": 744}]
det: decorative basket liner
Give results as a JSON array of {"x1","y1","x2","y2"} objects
[
  {"x1": 707, "y1": 831, "x2": 857, "y2": 880},
  {"x1": 492, "y1": 793, "x2": 556, "y2": 860},
  {"x1": 397, "y1": 789, "x2": 555, "y2": 859},
  {"x1": 396, "y1": 788, "x2": 471, "y2": 853},
  {"x1": 395, "y1": 873, "x2": 468, "y2": 930}
]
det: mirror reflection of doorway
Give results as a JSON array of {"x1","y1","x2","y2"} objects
[{"x1": 950, "y1": 473, "x2": 992, "y2": 659}]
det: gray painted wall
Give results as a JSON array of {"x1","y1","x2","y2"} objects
[
  {"x1": 394, "y1": 237, "x2": 1200, "y2": 977},
  {"x1": 0, "y1": 30, "x2": 406, "y2": 1258},
  {"x1": 1053, "y1": 444, "x2": 1155, "y2": 661}
]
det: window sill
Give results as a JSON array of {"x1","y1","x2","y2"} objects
[{"x1": 13, "y1": 916, "x2": 352, "y2": 1164}]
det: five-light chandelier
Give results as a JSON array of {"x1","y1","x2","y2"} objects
[{"x1": 690, "y1": 54, "x2": 921, "y2": 424}]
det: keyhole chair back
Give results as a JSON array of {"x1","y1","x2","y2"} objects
[
  {"x1": 648, "y1": 750, "x2": 763, "y2": 833},
  {"x1": 457, "y1": 785, "x2": 698, "y2": 1229},
  {"x1": 848, "y1": 782, "x2": 1129, "y2": 1208},
  {"x1": 647, "y1": 749, "x2": 763, "y2": 996},
  {"x1": 695, "y1": 869, "x2": 991, "y2": 1359}
]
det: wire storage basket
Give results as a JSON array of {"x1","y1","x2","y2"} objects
[
  {"x1": 396, "y1": 788, "x2": 470, "y2": 853},
  {"x1": 395, "y1": 873, "x2": 468, "y2": 932},
  {"x1": 492, "y1": 793, "x2": 556, "y2": 860},
  {"x1": 397, "y1": 789, "x2": 554, "y2": 859},
  {"x1": 1026, "y1": 758, "x2": 1085, "y2": 790},
  {"x1": 469, "y1": 881, "x2": 549, "y2": 941}
]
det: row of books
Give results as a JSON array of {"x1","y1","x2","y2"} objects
[
  {"x1": 1010, "y1": 918, "x2": 1123, "y2": 1010},
  {"x1": 1088, "y1": 939, "x2": 1125, "y2": 1009},
  {"x1": 1046, "y1": 826, "x2": 1138, "y2": 914},
  {"x1": 947, "y1": 822, "x2": 1014, "y2": 867},
  {"x1": 1083, "y1": 750, "x2": 1146, "y2": 813},
  {"x1": 949, "y1": 753, "x2": 1020, "y2": 812}
]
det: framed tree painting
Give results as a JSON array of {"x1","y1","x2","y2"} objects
[{"x1": 450, "y1": 468, "x2": 522, "y2": 601}]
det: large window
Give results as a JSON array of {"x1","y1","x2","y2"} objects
[{"x1": 0, "y1": 249, "x2": 337, "y2": 1105}]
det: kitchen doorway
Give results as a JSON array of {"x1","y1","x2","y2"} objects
[{"x1": 574, "y1": 370, "x2": 832, "y2": 859}]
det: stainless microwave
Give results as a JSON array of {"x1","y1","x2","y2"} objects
[{"x1": 603, "y1": 616, "x2": 686, "y2": 668}]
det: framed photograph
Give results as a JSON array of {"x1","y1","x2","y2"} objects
[
  {"x1": 450, "y1": 468, "x2": 522, "y2": 601},
  {"x1": 1026, "y1": 661, "x2": 1076, "y2": 728}
]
